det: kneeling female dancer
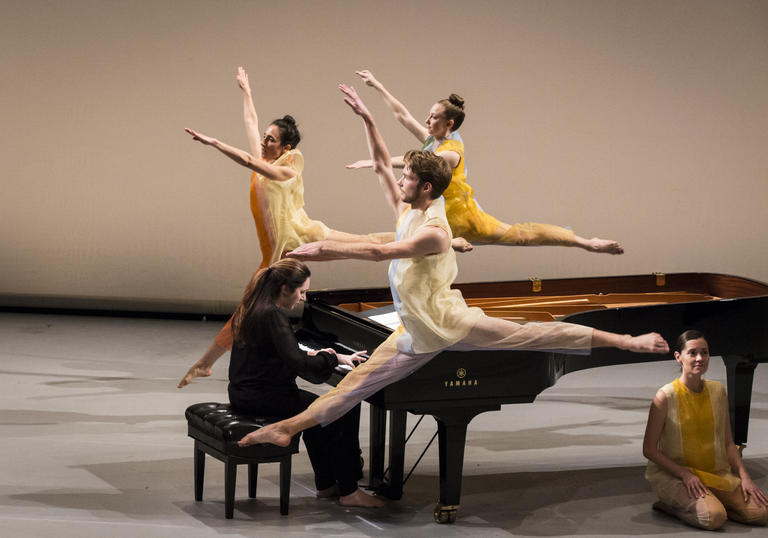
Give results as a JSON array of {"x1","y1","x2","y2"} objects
[
  {"x1": 216, "y1": 259, "x2": 382, "y2": 507},
  {"x1": 643, "y1": 330, "x2": 768, "y2": 530},
  {"x1": 349, "y1": 70, "x2": 623, "y2": 253}
]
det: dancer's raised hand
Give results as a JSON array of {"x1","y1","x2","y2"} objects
[
  {"x1": 339, "y1": 84, "x2": 371, "y2": 118},
  {"x1": 236, "y1": 66, "x2": 251, "y2": 95},
  {"x1": 355, "y1": 69, "x2": 381, "y2": 90}
]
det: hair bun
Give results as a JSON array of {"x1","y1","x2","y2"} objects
[
  {"x1": 448, "y1": 94, "x2": 465, "y2": 109},
  {"x1": 282, "y1": 114, "x2": 297, "y2": 126}
]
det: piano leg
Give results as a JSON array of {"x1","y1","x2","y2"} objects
[
  {"x1": 368, "y1": 407, "x2": 407, "y2": 499},
  {"x1": 432, "y1": 407, "x2": 496, "y2": 524},
  {"x1": 387, "y1": 410, "x2": 407, "y2": 499},
  {"x1": 368, "y1": 404, "x2": 386, "y2": 491},
  {"x1": 723, "y1": 355, "x2": 759, "y2": 446}
]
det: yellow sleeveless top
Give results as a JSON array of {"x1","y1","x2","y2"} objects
[
  {"x1": 249, "y1": 149, "x2": 329, "y2": 266},
  {"x1": 388, "y1": 197, "x2": 483, "y2": 354},
  {"x1": 645, "y1": 379, "x2": 739, "y2": 492},
  {"x1": 424, "y1": 133, "x2": 502, "y2": 240}
]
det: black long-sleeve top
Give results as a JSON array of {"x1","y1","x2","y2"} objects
[{"x1": 227, "y1": 305, "x2": 338, "y2": 411}]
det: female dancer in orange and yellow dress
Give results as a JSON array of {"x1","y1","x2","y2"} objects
[
  {"x1": 179, "y1": 67, "x2": 391, "y2": 387},
  {"x1": 348, "y1": 70, "x2": 623, "y2": 254}
]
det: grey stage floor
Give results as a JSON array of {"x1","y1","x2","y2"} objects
[{"x1": 1, "y1": 312, "x2": 766, "y2": 537}]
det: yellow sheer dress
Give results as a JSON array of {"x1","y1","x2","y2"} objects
[
  {"x1": 424, "y1": 132, "x2": 575, "y2": 245},
  {"x1": 388, "y1": 196, "x2": 484, "y2": 354},
  {"x1": 249, "y1": 148, "x2": 329, "y2": 268},
  {"x1": 214, "y1": 149, "x2": 329, "y2": 350},
  {"x1": 646, "y1": 379, "x2": 740, "y2": 494}
]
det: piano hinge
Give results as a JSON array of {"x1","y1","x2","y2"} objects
[
  {"x1": 529, "y1": 277, "x2": 542, "y2": 293},
  {"x1": 654, "y1": 272, "x2": 666, "y2": 287}
]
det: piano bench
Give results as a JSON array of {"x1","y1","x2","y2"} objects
[{"x1": 185, "y1": 402, "x2": 300, "y2": 519}]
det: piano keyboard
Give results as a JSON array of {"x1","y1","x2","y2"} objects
[{"x1": 298, "y1": 341, "x2": 355, "y2": 371}]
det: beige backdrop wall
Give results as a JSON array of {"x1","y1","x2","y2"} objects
[{"x1": 2, "y1": 0, "x2": 767, "y2": 312}]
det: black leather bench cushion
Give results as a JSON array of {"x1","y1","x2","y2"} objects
[{"x1": 186, "y1": 402, "x2": 300, "y2": 458}]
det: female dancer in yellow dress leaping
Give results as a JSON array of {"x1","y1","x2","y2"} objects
[{"x1": 348, "y1": 70, "x2": 623, "y2": 254}]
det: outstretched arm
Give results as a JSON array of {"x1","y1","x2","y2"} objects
[
  {"x1": 237, "y1": 66, "x2": 262, "y2": 159},
  {"x1": 347, "y1": 155, "x2": 405, "y2": 170},
  {"x1": 339, "y1": 83, "x2": 406, "y2": 218},
  {"x1": 356, "y1": 69, "x2": 429, "y2": 143},
  {"x1": 287, "y1": 225, "x2": 449, "y2": 262},
  {"x1": 184, "y1": 128, "x2": 295, "y2": 181}
]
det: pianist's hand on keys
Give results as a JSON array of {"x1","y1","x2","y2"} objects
[{"x1": 299, "y1": 343, "x2": 369, "y2": 371}]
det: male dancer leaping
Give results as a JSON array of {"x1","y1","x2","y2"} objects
[{"x1": 238, "y1": 85, "x2": 668, "y2": 447}]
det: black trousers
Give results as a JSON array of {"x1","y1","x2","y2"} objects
[{"x1": 230, "y1": 388, "x2": 363, "y2": 496}]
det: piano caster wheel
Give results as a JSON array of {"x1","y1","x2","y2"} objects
[{"x1": 433, "y1": 504, "x2": 458, "y2": 524}]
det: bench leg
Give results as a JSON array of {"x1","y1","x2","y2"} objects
[
  {"x1": 225, "y1": 460, "x2": 237, "y2": 519},
  {"x1": 194, "y1": 442, "x2": 205, "y2": 502},
  {"x1": 279, "y1": 455, "x2": 292, "y2": 515},
  {"x1": 248, "y1": 463, "x2": 258, "y2": 498}
]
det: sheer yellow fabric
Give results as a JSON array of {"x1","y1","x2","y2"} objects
[
  {"x1": 248, "y1": 149, "x2": 329, "y2": 265},
  {"x1": 437, "y1": 138, "x2": 501, "y2": 240},
  {"x1": 432, "y1": 137, "x2": 575, "y2": 245},
  {"x1": 646, "y1": 379, "x2": 739, "y2": 493},
  {"x1": 389, "y1": 197, "x2": 483, "y2": 354}
]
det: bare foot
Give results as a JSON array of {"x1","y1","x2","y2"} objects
[
  {"x1": 316, "y1": 484, "x2": 339, "y2": 498},
  {"x1": 178, "y1": 342, "x2": 227, "y2": 388},
  {"x1": 583, "y1": 237, "x2": 624, "y2": 255},
  {"x1": 451, "y1": 237, "x2": 473, "y2": 253},
  {"x1": 237, "y1": 423, "x2": 292, "y2": 447},
  {"x1": 338, "y1": 488, "x2": 385, "y2": 507},
  {"x1": 177, "y1": 365, "x2": 211, "y2": 388},
  {"x1": 626, "y1": 333, "x2": 669, "y2": 354}
]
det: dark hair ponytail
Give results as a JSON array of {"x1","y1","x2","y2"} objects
[
  {"x1": 271, "y1": 115, "x2": 301, "y2": 148},
  {"x1": 438, "y1": 93, "x2": 466, "y2": 131},
  {"x1": 231, "y1": 259, "x2": 310, "y2": 346}
]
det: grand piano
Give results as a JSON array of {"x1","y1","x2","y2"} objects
[{"x1": 293, "y1": 272, "x2": 768, "y2": 523}]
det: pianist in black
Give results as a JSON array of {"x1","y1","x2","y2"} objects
[
  {"x1": 643, "y1": 330, "x2": 768, "y2": 529},
  {"x1": 236, "y1": 84, "x2": 670, "y2": 450},
  {"x1": 188, "y1": 259, "x2": 383, "y2": 507}
]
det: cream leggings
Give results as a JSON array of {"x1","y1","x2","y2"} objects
[
  {"x1": 308, "y1": 315, "x2": 593, "y2": 426},
  {"x1": 655, "y1": 479, "x2": 768, "y2": 530}
]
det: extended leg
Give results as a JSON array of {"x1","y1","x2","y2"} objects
[
  {"x1": 449, "y1": 201, "x2": 622, "y2": 254},
  {"x1": 177, "y1": 324, "x2": 231, "y2": 387},
  {"x1": 460, "y1": 314, "x2": 666, "y2": 354},
  {"x1": 238, "y1": 331, "x2": 437, "y2": 445}
]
